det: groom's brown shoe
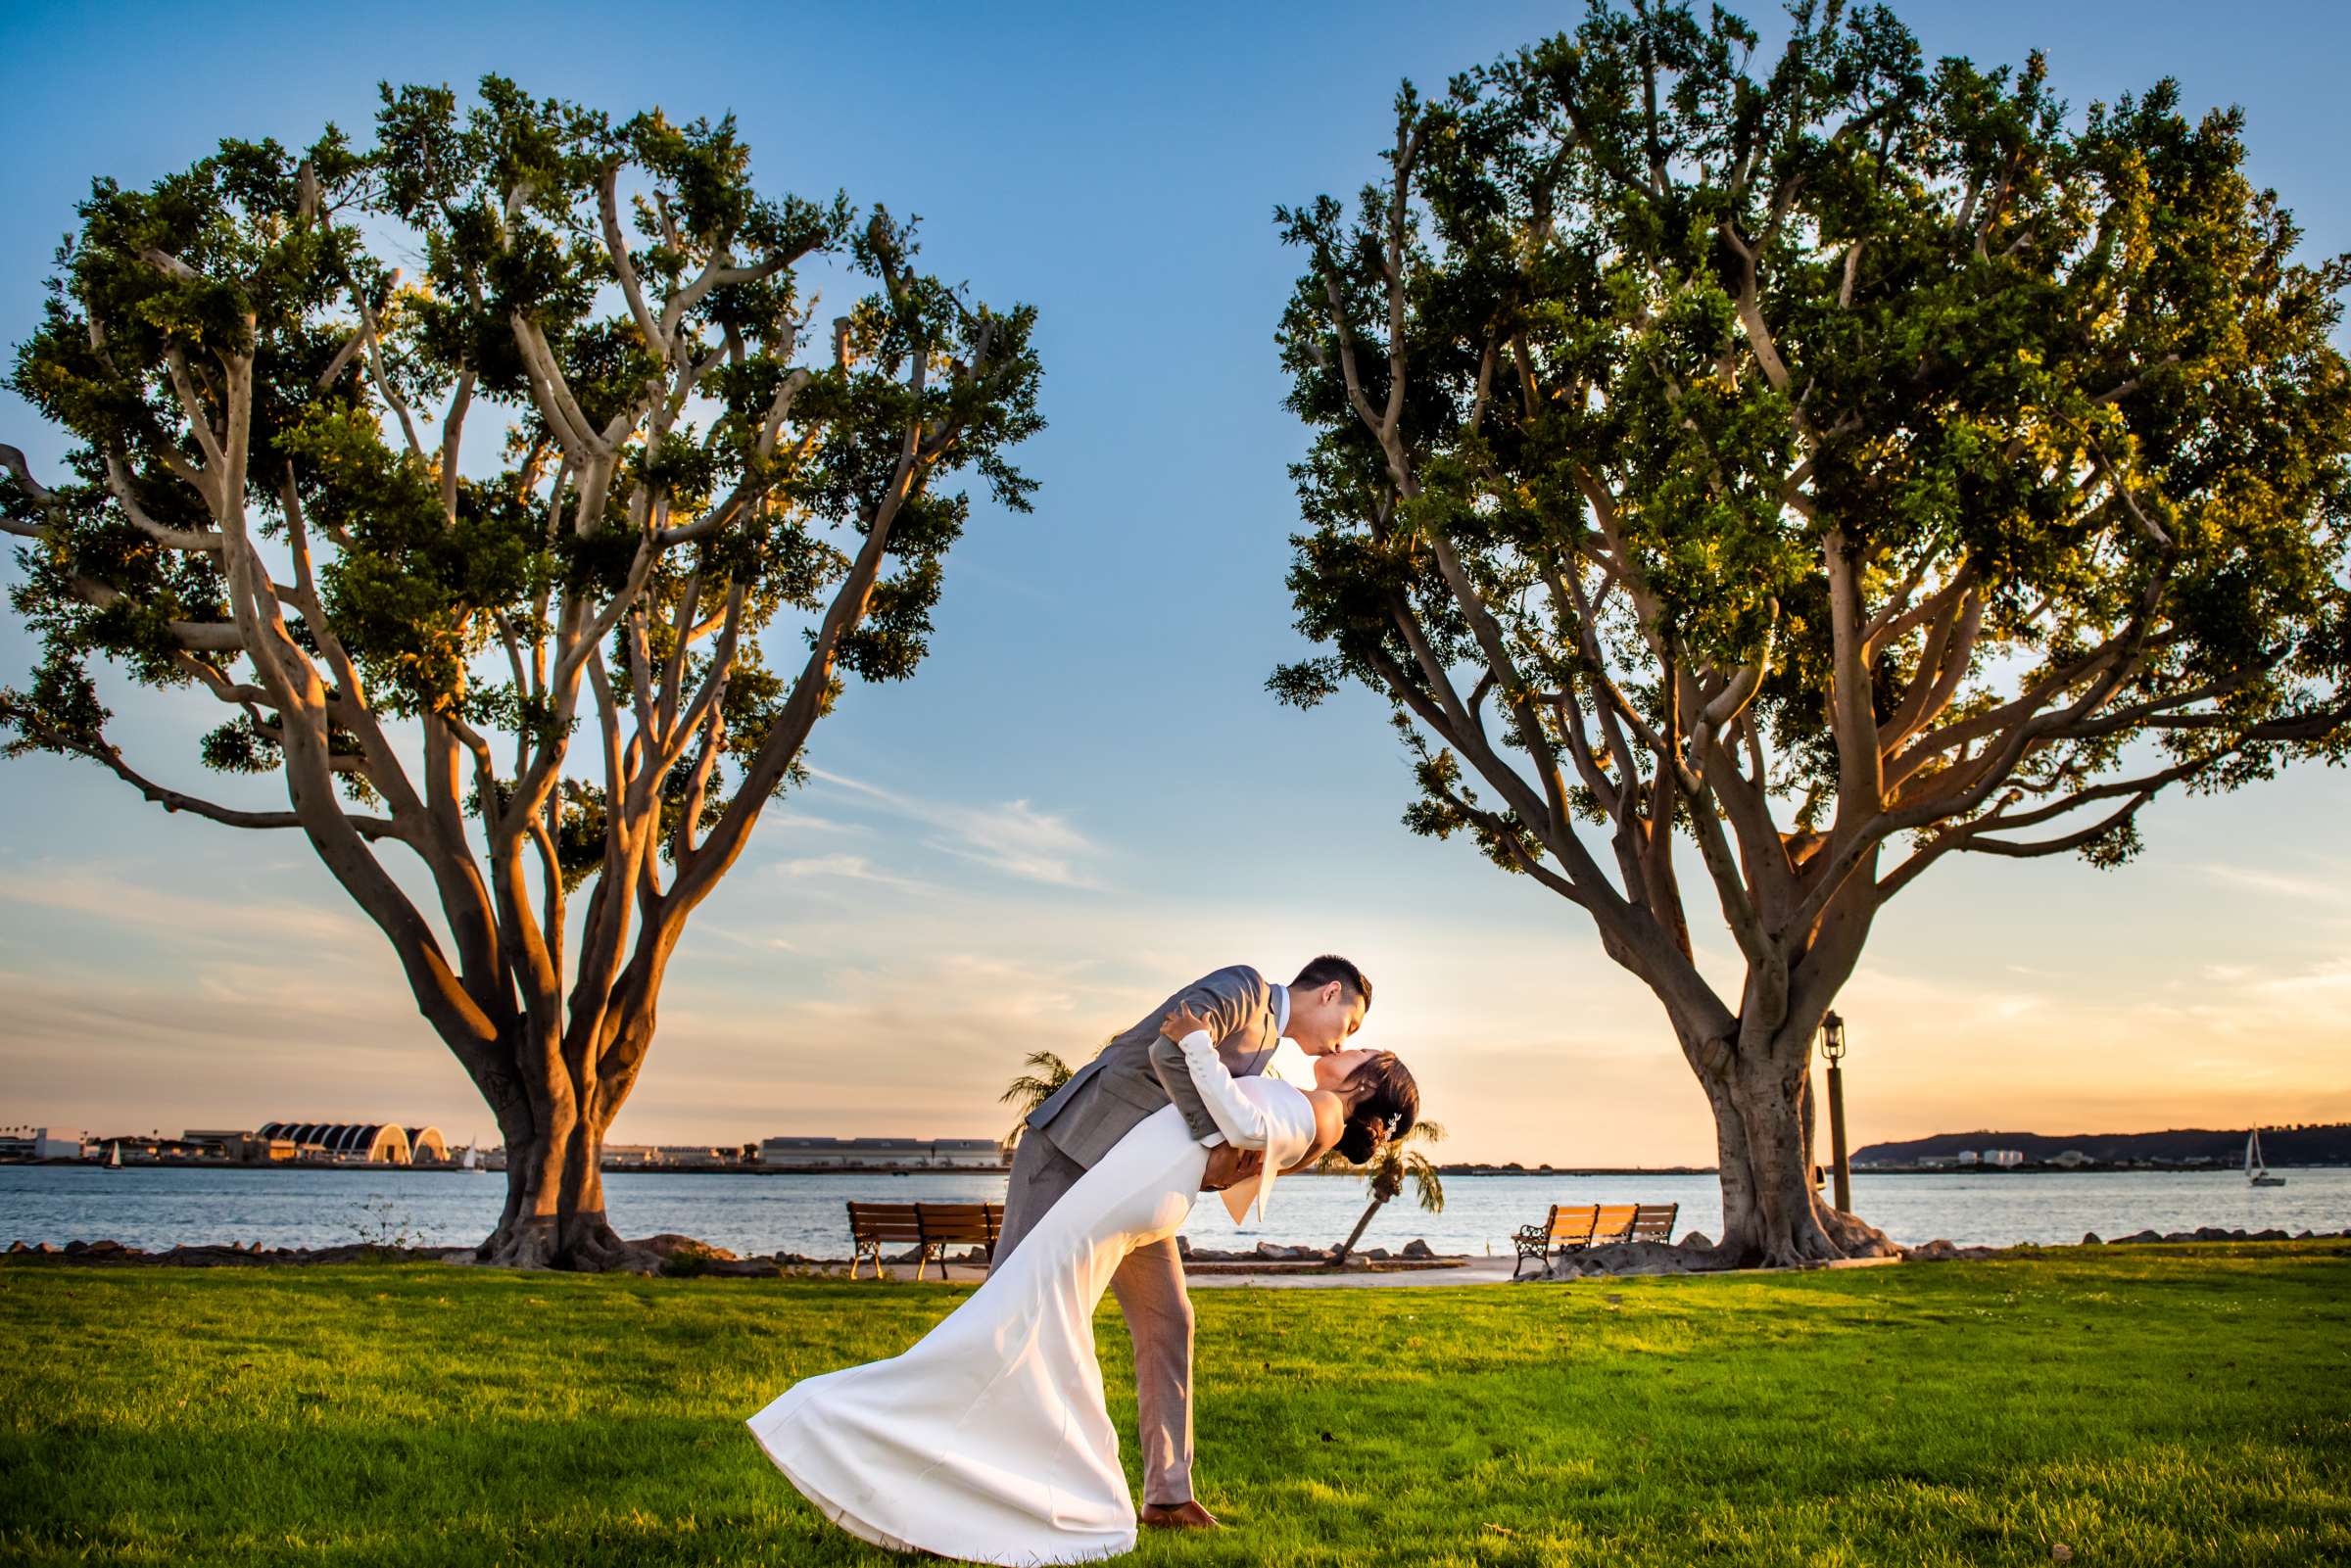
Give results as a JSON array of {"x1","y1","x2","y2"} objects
[{"x1": 1139, "y1": 1500, "x2": 1222, "y2": 1531}]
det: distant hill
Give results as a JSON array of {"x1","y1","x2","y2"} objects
[{"x1": 1852, "y1": 1123, "x2": 2351, "y2": 1166}]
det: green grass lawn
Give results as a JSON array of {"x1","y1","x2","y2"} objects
[{"x1": 2, "y1": 1243, "x2": 2344, "y2": 1566}]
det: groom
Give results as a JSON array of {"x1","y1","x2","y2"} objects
[{"x1": 995, "y1": 955, "x2": 1372, "y2": 1530}]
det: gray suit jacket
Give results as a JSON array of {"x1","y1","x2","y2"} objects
[{"x1": 1025, "y1": 965, "x2": 1283, "y2": 1169}]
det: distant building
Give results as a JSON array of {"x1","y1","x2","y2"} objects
[
  {"x1": 1954, "y1": 1150, "x2": 1982, "y2": 1165},
  {"x1": 252, "y1": 1121, "x2": 447, "y2": 1164},
  {"x1": 0, "y1": 1127, "x2": 86, "y2": 1161},
  {"x1": 1982, "y1": 1149, "x2": 2025, "y2": 1167},
  {"x1": 92, "y1": 1133, "x2": 210, "y2": 1161},
  {"x1": 758, "y1": 1135, "x2": 1009, "y2": 1169},
  {"x1": 654, "y1": 1145, "x2": 738, "y2": 1168},
  {"x1": 594, "y1": 1144, "x2": 753, "y2": 1169},
  {"x1": 184, "y1": 1128, "x2": 298, "y2": 1163},
  {"x1": 2048, "y1": 1150, "x2": 2094, "y2": 1168}
]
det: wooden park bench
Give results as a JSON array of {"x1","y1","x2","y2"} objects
[
  {"x1": 1513, "y1": 1205, "x2": 1596, "y2": 1277},
  {"x1": 1511, "y1": 1201, "x2": 1679, "y2": 1278},
  {"x1": 846, "y1": 1201, "x2": 1004, "y2": 1281}
]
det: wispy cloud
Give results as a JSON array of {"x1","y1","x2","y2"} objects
[
  {"x1": 806, "y1": 768, "x2": 1109, "y2": 889},
  {"x1": 0, "y1": 962, "x2": 451, "y2": 1137},
  {"x1": 0, "y1": 860, "x2": 375, "y2": 951},
  {"x1": 631, "y1": 948, "x2": 1137, "y2": 1136},
  {"x1": 701, "y1": 926, "x2": 800, "y2": 954},
  {"x1": 2194, "y1": 862, "x2": 2351, "y2": 908},
  {"x1": 2245, "y1": 956, "x2": 2351, "y2": 1001},
  {"x1": 773, "y1": 853, "x2": 936, "y2": 893},
  {"x1": 766, "y1": 810, "x2": 868, "y2": 837}
]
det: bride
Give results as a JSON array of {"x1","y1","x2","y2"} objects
[{"x1": 745, "y1": 1001, "x2": 1420, "y2": 1564}]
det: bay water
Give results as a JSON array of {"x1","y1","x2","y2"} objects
[{"x1": 4, "y1": 1163, "x2": 2344, "y2": 1259}]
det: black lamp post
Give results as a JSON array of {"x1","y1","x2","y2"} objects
[{"x1": 1821, "y1": 1011, "x2": 1851, "y2": 1212}]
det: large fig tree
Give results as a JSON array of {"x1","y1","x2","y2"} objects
[
  {"x1": 1272, "y1": 1, "x2": 2351, "y2": 1265},
  {"x1": 1, "y1": 79, "x2": 1041, "y2": 1268}
]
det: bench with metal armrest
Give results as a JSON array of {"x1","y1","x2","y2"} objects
[{"x1": 1511, "y1": 1201, "x2": 1680, "y2": 1277}]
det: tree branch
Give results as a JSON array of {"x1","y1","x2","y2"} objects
[{"x1": 1, "y1": 706, "x2": 401, "y2": 841}]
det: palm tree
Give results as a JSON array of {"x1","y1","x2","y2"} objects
[
  {"x1": 1319, "y1": 1120, "x2": 1446, "y2": 1263},
  {"x1": 998, "y1": 1050, "x2": 1077, "y2": 1149}
]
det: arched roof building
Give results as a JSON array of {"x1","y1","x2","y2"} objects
[{"x1": 256, "y1": 1121, "x2": 439, "y2": 1164}]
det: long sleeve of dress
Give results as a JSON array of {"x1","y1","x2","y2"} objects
[
  {"x1": 1169, "y1": 1027, "x2": 1277, "y2": 1150},
  {"x1": 1149, "y1": 1026, "x2": 1315, "y2": 1224},
  {"x1": 1140, "y1": 966, "x2": 1268, "y2": 1149}
]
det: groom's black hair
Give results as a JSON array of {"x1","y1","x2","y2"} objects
[{"x1": 1292, "y1": 954, "x2": 1371, "y2": 1008}]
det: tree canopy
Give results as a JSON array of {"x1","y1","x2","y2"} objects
[
  {"x1": 1, "y1": 76, "x2": 1042, "y2": 1266},
  {"x1": 1272, "y1": 0, "x2": 2351, "y2": 1263}
]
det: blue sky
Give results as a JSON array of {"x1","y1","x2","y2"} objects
[{"x1": 1, "y1": 0, "x2": 2345, "y2": 1163}]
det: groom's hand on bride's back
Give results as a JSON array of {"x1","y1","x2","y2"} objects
[
  {"x1": 1200, "y1": 1146, "x2": 1263, "y2": 1192},
  {"x1": 1160, "y1": 1001, "x2": 1216, "y2": 1042}
]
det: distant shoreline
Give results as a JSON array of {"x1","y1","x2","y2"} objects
[
  {"x1": 8, "y1": 1158, "x2": 2346, "y2": 1177},
  {"x1": 0, "y1": 1158, "x2": 1014, "y2": 1176},
  {"x1": 1436, "y1": 1163, "x2": 2350, "y2": 1176}
]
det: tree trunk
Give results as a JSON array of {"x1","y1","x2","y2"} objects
[
  {"x1": 1697, "y1": 1027, "x2": 1895, "y2": 1269},
  {"x1": 1333, "y1": 1195, "x2": 1387, "y2": 1263},
  {"x1": 474, "y1": 1090, "x2": 640, "y2": 1271}
]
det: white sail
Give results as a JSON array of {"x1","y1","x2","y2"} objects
[{"x1": 2247, "y1": 1127, "x2": 2286, "y2": 1186}]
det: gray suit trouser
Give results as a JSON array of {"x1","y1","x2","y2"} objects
[{"x1": 995, "y1": 1130, "x2": 1195, "y2": 1506}]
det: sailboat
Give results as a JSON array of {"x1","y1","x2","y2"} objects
[
  {"x1": 2246, "y1": 1128, "x2": 2286, "y2": 1187},
  {"x1": 104, "y1": 1141, "x2": 121, "y2": 1169}
]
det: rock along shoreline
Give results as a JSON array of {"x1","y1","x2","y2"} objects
[
  {"x1": 4, "y1": 1226, "x2": 2341, "y2": 1280},
  {"x1": 0, "y1": 1232, "x2": 1463, "y2": 1278},
  {"x1": 1527, "y1": 1224, "x2": 2346, "y2": 1281}
]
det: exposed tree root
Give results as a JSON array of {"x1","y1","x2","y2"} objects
[{"x1": 473, "y1": 1212, "x2": 653, "y2": 1273}]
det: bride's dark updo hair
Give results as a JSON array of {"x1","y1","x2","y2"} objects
[{"x1": 1334, "y1": 1051, "x2": 1419, "y2": 1164}]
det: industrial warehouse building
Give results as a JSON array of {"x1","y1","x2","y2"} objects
[
  {"x1": 0, "y1": 1127, "x2": 86, "y2": 1161},
  {"x1": 246, "y1": 1122, "x2": 451, "y2": 1164},
  {"x1": 758, "y1": 1135, "x2": 1007, "y2": 1169}
]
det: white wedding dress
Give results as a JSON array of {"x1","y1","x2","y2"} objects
[{"x1": 745, "y1": 1030, "x2": 1318, "y2": 1565}]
